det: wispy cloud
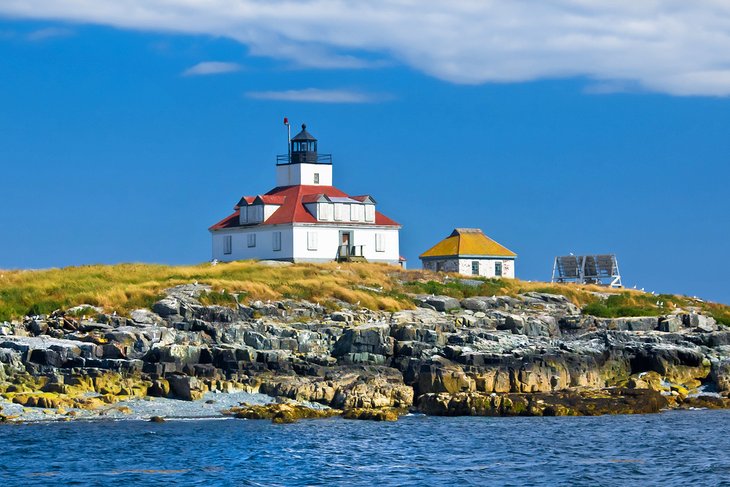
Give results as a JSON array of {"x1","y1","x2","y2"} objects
[
  {"x1": 26, "y1": 26, "x2": 74, "y2": 41},
  {"x1": 246, "y1": 88, "x2": 389, "y2": 103},
  {"x1": 583, "y1": 80, "x2": 642, "y2": 95},
  {"x1": 4, "y1": 2, "x2": 730, "y2": 95},
  {"x1": 182, "y1": 61, "x2": 243, "y2": 76}
]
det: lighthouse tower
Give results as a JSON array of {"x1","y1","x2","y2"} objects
[{"x1": 276, "y1": 124, "x2": 333, "y2": 187}]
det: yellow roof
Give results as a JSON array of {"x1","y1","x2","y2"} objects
[{"x1": 419, "y1": 228, "x2": 516, "y2": 258}]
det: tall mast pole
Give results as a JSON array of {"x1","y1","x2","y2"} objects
[{"x1": 284, "y1": 117, "x2": 291, "y2": 162}]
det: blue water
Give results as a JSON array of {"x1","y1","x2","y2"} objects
[{"x1": 2, "y1": 410, "x2": 730, "y2": 486}]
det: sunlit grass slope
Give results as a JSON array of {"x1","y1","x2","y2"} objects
[{"x1": 0, "y1": 261, "x2": 728, "y2": 325}]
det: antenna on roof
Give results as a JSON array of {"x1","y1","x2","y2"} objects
[{"x1": 283, "y1": 117, "x2": 291, "y2": 163}]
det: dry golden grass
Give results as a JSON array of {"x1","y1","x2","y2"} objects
[
  {"x1": 0, "y1": 261, "x2": 418, "y2": 319},
  {"x1": 0, "y1": 261, "x2": 728, "y2": 324}
]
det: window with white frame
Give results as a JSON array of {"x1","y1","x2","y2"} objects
[
  {"x1": 253, "y1": 205, "x2": 263, "y2": 223},
  {"x1": 364, "y1": 205, "x2": 375, "y2": 222},
  {"x1": 351, "y1": 204, "x2": 363, "y2": 222},
  {"x1": 307, "y1": 231, "x2": 318, "y2": 251},
  {"x1": 334, "y1": 203, "x2": 345, "y2": 221},
  {"x1": 223, "y1": 235, "x2": 232, "y2": 255},
  {"x1": 318, "y1": 203, "x2": 332, "y2": 221},
  {"x1": 272, "y1": 231, "x2": 282, "y2": 251},
  {"x1": 240, "y1": 207, "x2": 248, "y2": 223},
  {"x1": 247, "y1": 233, "x2": 256, "y2": 248},
  {"x1": 375, "y1": 233, "x2": 385, "y2": 252}
]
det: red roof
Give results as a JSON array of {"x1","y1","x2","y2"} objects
[
  {"x1": 301, "y1": 193, "x2": 328, "y2": 204},
  {"x1": 209, "y1": 185, "x2": 400, "y2": 230},
  {"x1": 256, "y1": 195, "x2": 286, "y2": 205}
]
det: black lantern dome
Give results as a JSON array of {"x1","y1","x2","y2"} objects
[{"x1": 290, "y1": 124, "x2": 318, "y2": 164}]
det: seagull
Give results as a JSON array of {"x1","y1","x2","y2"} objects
[
  {"x1": 112, "y1": 311, "x2": 117, "y2": 316},
  {"x1": 569, "y1": 252, "x2": 574, "y2": 256},
  {"x1": 194, "y1": 281, "x2": 198, "y2": 285},
  {"x1": 640, "y1": 288, "x2": 645, "y2": 292},
  {"x1": 633, "y1": 285, "x2": 637, "y2": 289}
]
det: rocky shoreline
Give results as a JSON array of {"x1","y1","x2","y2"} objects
[{"x1": 2, "y1": 283, "x2": 729, "y2": 423}]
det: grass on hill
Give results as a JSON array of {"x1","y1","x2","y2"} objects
[{"x1": 0, "y1": 261, "x2": 728, "y2": 325}]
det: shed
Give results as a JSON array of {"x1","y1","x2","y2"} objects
[{"x1": 419, "y1": 228, "x2": 516, "y2": 278}]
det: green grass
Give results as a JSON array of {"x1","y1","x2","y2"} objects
[
  {"x1": 582, "y1": 293, "x2": 665, "y2": 318},
  {"x1": 198, "y1": 290, "x2": 239, "y2": 308},
  {"x1": 403, "y1": 278, "x2": 508, "y2": 299}
]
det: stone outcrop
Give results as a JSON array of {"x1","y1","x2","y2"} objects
[{"x1": 1, "y1": 286, "x2": 728, "y2": 420}]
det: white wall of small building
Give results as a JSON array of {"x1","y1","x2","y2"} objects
[
  {"x1": 421, "y1": 257, "x2": 515, "y2": 278},
  {"x1": 276, "y1": 163, "x2": 332, "y2": 187},
  {"x1": 212, "y1": 224, "x2": 400, "y2": 264}
]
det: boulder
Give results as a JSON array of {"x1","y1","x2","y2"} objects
[
  {"x1": 332, "y1": 324, "x2": 394, "y2": 357},
  {"x1": 682, "y1": 313, "x2": 718, "y2": 332},
  {"x1": 417, "y1": 388, "x2": 669, "y2": 416},
  {"x1": 416, "y1": 359, "x2": 475, "y2": 395},
  {"x1": 192, "y1": 305, "x2": 237, "y2": 323},
  {"x1": 152, "y1": 298, "x2": 180, "y2": 318},
  {"x1": 342, "y1": 407, "x2": 401, "y2": 421},
  {"x1": 130, "y1": 309, "x2": 162, "y2": 326},
  {"x1": 658, "y1": 315, "x2": 682, "y2": 333},
  {"x1": 418, "y1": 295, "x2": 460, "y2": 312},
  {"x1": 167, "y1": 374, "x2": 207, "y2": 401},
  {"x1": 712, "y1": 359, "x2": 730, "y2": 392},
  {"x1": 604, "y1": 317, "x2": 658, "y2": 332}
]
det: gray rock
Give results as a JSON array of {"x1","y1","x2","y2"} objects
[
  {"x1": 460, "y1": 297, "x2": 489, "y2": 312},
  {"x1": 330, "y1": 311, "x2": 355, "y2": 323},
  {"x1": 130, "y1": 309, "x2": 161, "y2": 325},
  {"x1": 152, "y1": 297, "x2": 180, "y2": 317},
  {"x1": 419, "y1": 295, "x2": 460, "y2": 312},
  {"x1": 167, "y1": 374, "x2": 206, "y2": 401},
  {"x1": 333, "y1": 324, "x2": 394, "y2": 357},
  {"x1": 192, "y1": 305, "x2": 236, "y2": 323},
  {"x1": 683, "y1": 313, "x2": 718, "y2": 332},
  {"x1": 658, "y1": 315, "x2": 683, "y2": 333},
  {"x1": 603, "y1": 317, "x2": 658, "y2": 332}
]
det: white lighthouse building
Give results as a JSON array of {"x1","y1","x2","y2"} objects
[{"x1": 209, "y1": 123, "x2": 402, "y2": 264}]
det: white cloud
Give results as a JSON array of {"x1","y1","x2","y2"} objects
[
  {"x1": 246, "y1": 88, "x2": 387, "y2": 103},
  {"x1": 3, "y1": 1, "x2": 730, "y2": 95},
  {"x1": 26, "y1": 26, "x2": 74, "y2": 41},
  {"x1": 183, "y1": 61, "x2": 242, "y2": 76}
]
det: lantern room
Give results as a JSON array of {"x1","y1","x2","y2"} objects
[{"x1": 290, "y1": 124, "x2": 318, "y2": 164}]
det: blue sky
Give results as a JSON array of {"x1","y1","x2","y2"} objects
[{"x1": 1, "y1": 4, "x2": 729, "y2": 304}]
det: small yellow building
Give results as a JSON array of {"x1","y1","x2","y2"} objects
[{"x1": 419, "y1": 228, "x2": 516, "y2": 278}]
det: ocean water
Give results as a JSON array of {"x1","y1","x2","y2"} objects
[{"x1": 2, "y1": 410, "x2": 730, "y2": 486}]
